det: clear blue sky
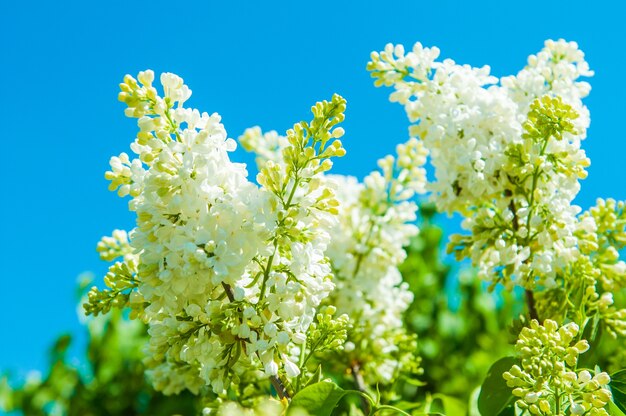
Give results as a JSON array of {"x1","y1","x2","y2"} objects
[{"x1": 1, "y1": 0, "x2": 625, "y2": 376}]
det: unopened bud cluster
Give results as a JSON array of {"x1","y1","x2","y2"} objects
[
  {"x1": 307, "y1": 306, "x2": 350, "y2": 355},
  {"x1": 503, "y1": 320, "x2": 611, "y2": 415}
]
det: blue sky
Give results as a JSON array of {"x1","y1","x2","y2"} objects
[{"x1": 1, "y1": 0, "x2": 625, "y2": 376}]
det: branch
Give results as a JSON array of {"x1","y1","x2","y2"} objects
[
  {"x1": 525, "y1": 289, "x2": 539, "y2": 321},
  {"x1": 351, "y1": 361, "x2": 371, "y2": 415},
  {"x1": 508, "y1": 198, "x2": 539, "y2": 322}
]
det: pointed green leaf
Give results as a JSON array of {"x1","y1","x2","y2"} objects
[
  {"x1": 432, "y1": 394, "x2": 466, "y2": 415},
  {"x1": 305, "y1": 365, "x2": 323, "y2": 388},
  {"x1": 478, "y1": 356, "x2": 517, "y2": 416},
  {"x1": 289, "y1": 380, "x2": 347, "y2": 416},
  {"x1": 611, "y1": 370, "x2": 626, "y2": 414},
  {"x1": 609, "y1": 400, "x2": 626, "y2": 416}
]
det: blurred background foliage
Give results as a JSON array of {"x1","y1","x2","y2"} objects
[
  {"x1": 0, "y1": 304, "x2": 202, "y2": 415},
  {"x1": 399, "y1": 204, "x2": 518, "y2": 402}
]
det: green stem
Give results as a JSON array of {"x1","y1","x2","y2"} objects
[
  {"x1": 258, "y1": 251, "x2": 275, "y2": 302},
  {"x1": 352, "y1": 221, "x2": 377, "y2": 279},
  {"x1": 258, "y1": 172, "x2": 299, "y2": 303},
  {"x1": 524, "y1": 137, "x2": 551, "y2": 242},
  {"x1": 508, "y1": 198, "x2": 539, "y2": 321},
  {"x1": 294, "y1": 338, "x2": 308, "y2": 391},
  {"x1": 525, "y1": 289, "x2": 539, "y2": 321},
  {"x1": 372, "y1": 405, "x2": 411, "y2": 416},
  {"x1": 554, "y1": 386, "x2": 560, "y2": 414},
  {"x1": 284, "y1": 173, "x2": 300, "y2": 209}
]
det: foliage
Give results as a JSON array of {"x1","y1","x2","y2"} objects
[
  {"x1": 0, "y1": 291, "x2": 202, "y2": 415},
  {"x1": 400, "y1": 205, "x2": 518, "y2": 402}
]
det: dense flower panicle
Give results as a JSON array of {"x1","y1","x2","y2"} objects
[
  {"x1": 323, "y1": 138, "x2": 428, "y2": 385},
  {"x1": 501, "y1": 39, "x2": 593, "y2": 129},
  {"x1": 368, "y1": 42, "x2": 518, "y2": 214},
  {"x1": 369, "y1": 41, "x2": 592, "y2": 290},
  {"x1": 368, "y1": 40, "x2": 591, "y2": 211},
  {"x1": 87, "y1": 70, "x2": 348, "y2": 396},
  {"x1": 450, "y1": 96, "x2": 590, "y2": 289},
  {"x1": 240, "y1": 128, "x2": 428, "y2": 385},
  {"x1": 370, "y1": 40, "x2": 626, "y2": 413},
  {"x1": 503, "y1": 320, "x2": 611, "y2": 416}
]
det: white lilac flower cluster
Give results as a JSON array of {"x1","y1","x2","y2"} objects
[
  {"x1": 368, "y1": 40, "x2": 591, "y2": 290},
  {"x1": 503, "y1": 320, "x2": 611, "y2": 416},
  {"x1": 240, "y1": 127, "x2": 428, "y2": 385},
  {"x1": 323, "y1": 138, "x2": 428, "y2": 385},
  {"x1": 370, "y1": 39, "x2": 626, "y2": 413},
  {"x1": 86, "y1": 70, "x2": 347, "y2": 396}
]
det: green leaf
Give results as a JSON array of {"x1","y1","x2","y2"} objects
[
  {"x1": 304, "y1": 365, "x2": 323, "y2": 388},
  {"x1": 432, "y1": 394, "x2": 466, "y2": 415},
  {"x1": 50, "y1": 334, "x2": 72, "y2": 363},
  {"x1": 609, "y1": 400, "x2": 626, "y2": 416},
  {"x1": 611, "y1": 370, "x2": 626, "y2": 414},
  {"x1": 477, "y1": 356, "x2": 517, "y2": 416},
  {"x1": 391, "y1": 400, "x2": 424, "y2": 411},
  {"x1": 404, "y1": 377, "x2": 428, "y2": 387},
  {"x1": 496, "y1": 406, "x2": 517, "y2": 416},
  {"x1": 289, "y1": 380, "x2": 347, "y2": 416}
]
